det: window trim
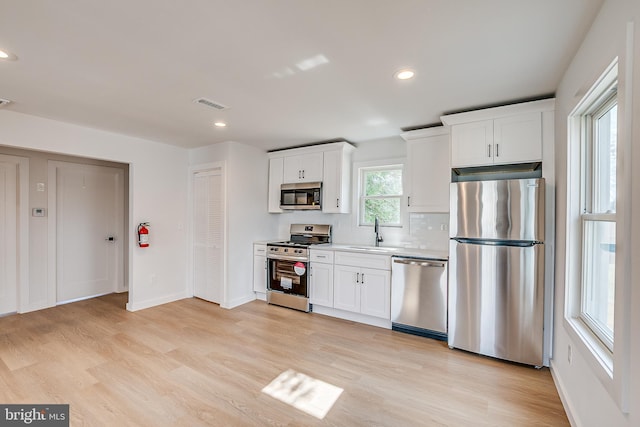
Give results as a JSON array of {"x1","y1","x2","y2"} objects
[{"x1": 565, "y1": 55, "x2": 632, "y2": 411}]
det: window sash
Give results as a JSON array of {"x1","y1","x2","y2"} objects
[
  {"x1": 579, "y1": 214, "x2": 616, "y2": 352},
  {"x1": 359, "y1": 165, "x2": 403, "y2": 227}
]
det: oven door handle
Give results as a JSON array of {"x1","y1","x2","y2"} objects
[{"x1": 267, "y1": 254, "x2": 309, "y2": 262}]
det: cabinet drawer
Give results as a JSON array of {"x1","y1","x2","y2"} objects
[
  {"x1": 254, "y1": 244, "x2": 267, "y2": 256},
  {"x1": 334, "y1": 251, "x2": 390, "y2": 270},
  {"x1": 310, "y1": 250, "x2": 334, "y2": 263}
]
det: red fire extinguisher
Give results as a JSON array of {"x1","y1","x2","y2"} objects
[{"x1": 137, "y1": 222, "x2": 150, "y2": 247}]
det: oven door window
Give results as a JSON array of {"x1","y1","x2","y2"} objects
[{"x1": 268, "y1": 258, "x2": 308, "y2": 296}]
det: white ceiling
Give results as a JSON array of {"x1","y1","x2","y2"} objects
[{"x1": 0, "y1": 0, "x2": 603, "y2": 151}]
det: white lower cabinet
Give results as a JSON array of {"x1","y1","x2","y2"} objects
[
  {"x1": 253, "y1": 244, "x2": 267, "y2": 294},
  {"x1": 333, "y1": 252, "x2": 391, "y2": 319},
  {"x1": 310, "y1": 262, "x2": 334, "y2": 307},
  {"x1": 310, "y1": 249, "x2": 334, "y2": 307}
]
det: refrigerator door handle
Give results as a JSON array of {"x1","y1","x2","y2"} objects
[{"x1": 453, "y1": 238, "x2": 540, "y2": 247}]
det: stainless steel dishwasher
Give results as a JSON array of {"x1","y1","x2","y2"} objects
[{"x1": 391, "y1": 256, "x2": 448, "y2": 340}]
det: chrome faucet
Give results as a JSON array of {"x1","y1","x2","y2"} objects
[{"x1": 374, "y1": 216, "x2": 383, "y2": 247}]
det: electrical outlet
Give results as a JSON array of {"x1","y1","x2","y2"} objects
[{"x1": 567, "y1": 344, "x2": 572, "y2": 364}]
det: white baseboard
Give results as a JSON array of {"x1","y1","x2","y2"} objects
[
  {"x1": 311, "y1": 305, "x2": 392, "y2": 329},
  {"x1": 126, "y1": 291, "x2": 189, "y2": 311},
  {"x1": 221, "y1": 293, "x2": 256, "y2": 309},
  {"x1": 550, "y1": 360, "x2": 580, "y2": 427}
]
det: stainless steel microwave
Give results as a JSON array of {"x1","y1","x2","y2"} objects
[{"x1": 280, "y1": 182, "x2": 322, "y2": 210}]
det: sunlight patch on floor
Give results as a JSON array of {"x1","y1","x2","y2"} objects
[{"x1": 262, "y1": 369, "x2": 343, "y2": 419}]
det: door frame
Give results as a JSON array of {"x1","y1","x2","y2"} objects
[
  {"x1": 187, "y1": 161, "x2": 227, "y2": 305},
  {"x1": 0, "y1": 154, "x2": 29, "y2": 314},
  {"x1": 47, "y1": 160, "x2": 126, "y2": 307}
]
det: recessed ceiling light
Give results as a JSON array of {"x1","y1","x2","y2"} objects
[
  {"x1": 0, "y1": 51, "x2": 8, "y2": 59},
  {"x1": 214, "y1": 122, "x2": 227, "y2": 128},
  {"x1": 395, "y1": 69, "x2": 415, "y2": 80}
]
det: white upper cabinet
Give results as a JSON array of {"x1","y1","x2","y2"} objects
[
  {"x1": 283, "y1": 152, "x2": 324, "y2": 183},
  {"x1": 267, "y1": 141, "x2": 355, "y2": 213},
  {"x1": 268, "y1": 157, "x2": 284, "y2": 213},
  {"x1": 493, "y1": 112, "x2": 542, "y2": 164},
  {"x1": 322, "y1": 144, "x2": 355, "y2": 214},
  {"x1": 401, "y1": 126, "x2": 450, "y2": 213},
  {"x1": 450, "y1": 120, "x2": 494, "y2": 167},
  {"x1": 442, "y1": 99, "x2": 553, "y2": 168}
]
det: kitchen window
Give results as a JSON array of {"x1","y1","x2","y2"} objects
[
  {"x1": 580, "y1": 91, "x2": 617, "y2": 351},
  {"x1": 566, "y1": 58, "x2": 626, "y2": 381},
  {"x1": 358, "y1": 164, "x2": 404, "y2": 227}
]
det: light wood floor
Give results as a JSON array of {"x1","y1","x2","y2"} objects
[{"x1": 0, "y1": 294, "x2": 569, "y2": 426}]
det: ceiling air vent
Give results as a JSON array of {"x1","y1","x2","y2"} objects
[
  {"x1": 193, "y1": 97, "x2": 230, "y2": 111},
  {"x1": 0, "y1": 98, "x2": 12, "y2": 108}
]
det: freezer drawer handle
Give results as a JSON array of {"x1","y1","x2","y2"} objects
[{"x1": 393, "y1": 258, "x2": 445, "y2": 268}]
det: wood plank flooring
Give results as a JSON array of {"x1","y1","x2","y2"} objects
[{"x1": 0, "y1": 294, "x2": 569, "y2": 426}]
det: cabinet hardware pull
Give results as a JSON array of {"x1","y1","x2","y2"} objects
[
  {"x1": 336, "y1": 198, "x2": 339, "y2": 208},
  {"x1": 408, "y1": 196, "x2": 411, "y2": 207},
  {"x1": 302, "y1": 169, "x2": 305, "y2": 179},
  {"x1": 298, "y1": 170, "x2": 301, "y2": 179},
  {"x1": 356, "y1": 272, "x2": 360, "y2": 283},
  {"x1": 361, "y1": 273, "x2": 365, "y2": 284},
  {"x1": 496, "y1": 143, "x2": 499, "y2": 157},
  {"x1": 488, "y1": 144, "x2": 491, "y2": 158}
]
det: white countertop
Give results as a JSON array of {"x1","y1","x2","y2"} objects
[{"x1": 315, "y1": 244, "x2": 448, "y2": 260}]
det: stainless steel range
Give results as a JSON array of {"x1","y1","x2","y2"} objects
[{"x1": 267, "y1": 224, "x2": 331, "y2": 312}]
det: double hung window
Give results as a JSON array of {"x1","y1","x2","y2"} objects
[{"x1": 359, "y1": 165, "x2": 403, "y2": 226}]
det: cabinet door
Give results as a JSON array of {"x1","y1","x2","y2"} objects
[
  {"x1": 451, "y1": 120, "x2": 494, "y2": 167},
  {"x1": 253, "y1": 255, "x2": 267, "y2": 293},
  {"x1": 310, "y1": 262, "x2": 334, "y2": 307},
  {"x1": 322, "y1": 150, "x2": 350, "y2": 213},
  {"x1": 359, "y1": 268, "x2": 391, "y2": 319},
  {"x1": 268, "y1": 157, "x2": 284, "y2": 213},
  {"x1": 283, "y1": 152, "x2": 324, "y2": 183},
  {"x1": 493, "y1": 112, "x2": 542, "y2": 165},
  {"x1": 333, "y1": 265, "x2": 360, "y2": 313},
  {"x1": 407, "y1": 134, "x2": 450, "y2": 212}
]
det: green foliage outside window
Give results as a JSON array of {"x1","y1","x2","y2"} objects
[{"x1": 361, "y1": 167, "x2": 403, "y2": 226}]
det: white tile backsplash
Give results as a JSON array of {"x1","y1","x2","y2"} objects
[{"x1": 405, "y1": 213, "x2": 450, "y2": 251}]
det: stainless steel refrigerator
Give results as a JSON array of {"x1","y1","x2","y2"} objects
[{"x1": 448, "y1": 178, "x2": 545, "y2": 366}]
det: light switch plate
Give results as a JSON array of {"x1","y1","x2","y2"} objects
[{"x1": 32, "y1": 208, "x2": 46, "y2": 217}]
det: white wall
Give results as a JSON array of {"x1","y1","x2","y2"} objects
[
  {"x1": 188, "y1": 141, "x2": 276, "y2": 308},
  {"x1": 552, "y1": 1, "x2": 639, "y2": 425},
  {"x1": 0, "y1": 110, "x2": 189, "y2": 312}
]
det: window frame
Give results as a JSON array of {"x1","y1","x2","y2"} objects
[
  {"x1": 354, "y1": 160, "x2": 406, "y2": 229},
  {"x1": 578, "y1": 90, "x2": 617, "y2": 352},
  {"x1": 565, "y1": 56, "x2": 632, "y2": 411}
]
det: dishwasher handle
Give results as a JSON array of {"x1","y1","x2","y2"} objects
[{"x1": 393, "y1": 258, "x2": 446, "y2": 268}]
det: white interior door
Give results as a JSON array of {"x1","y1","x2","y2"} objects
[
  {"x1": 193, "y1": 168, "x2": 224, "y2": 304},
  {"x1": 50, "y1": 162, "x2": 124, "y2": 303},
  {"x1": 0, "y1": 160, "x2": 18, "y2": 314}
]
